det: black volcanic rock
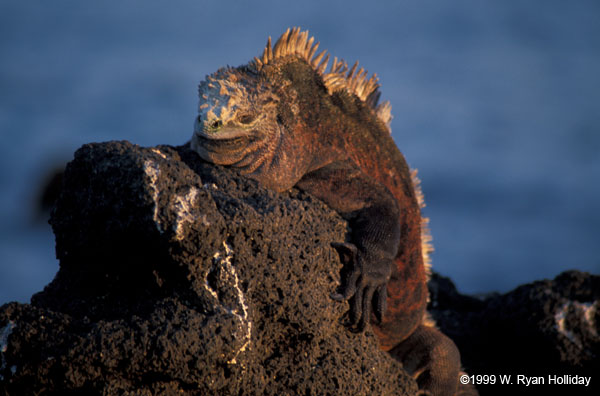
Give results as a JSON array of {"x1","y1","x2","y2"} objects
[
  {"x1": 429, "y1": 271, "x2": 599, "y2": 395},
  {"x1": 1, "y1": 140, "x2": 597, "y2": 395},
  {"x1": 0, "y1": 141, "x2": 416, "y2": 396}
]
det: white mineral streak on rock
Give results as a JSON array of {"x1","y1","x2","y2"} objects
[
  {"x1": 172, "y1": 187, "x2": 207, "y2": 240},
  {"x1": 554, "y1": 304, "x2": 576, "y2": 345},
  {"x1": 554, "y1": 300, "x2": 598, "y2": 347},
  {"x1": 204, "y1": 274, "x2": 220, "y2": 300},
  {"x1": 583, "y1": 302, "x2": 598, "y2": 338},
  {"x1": 150, "y1": 148, "x2": 167, "y2": 159},
  {"x1": 143, "y1": 159, "x2": 163, "y2": 233},
  {"x1": 208, "y1": 242, "x2": 252, "y2": 364},
  {"x1": 0, "y1": 321, "x2": 17, "y2": 379}
]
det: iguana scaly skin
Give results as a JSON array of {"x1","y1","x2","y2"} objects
[{"x1": 190, "y1": 27, "x2": 468, "y2": 396}]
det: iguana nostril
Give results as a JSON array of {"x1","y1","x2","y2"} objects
[{"x1": 211, "y1": 120, "x2": 222, "y2": 129}]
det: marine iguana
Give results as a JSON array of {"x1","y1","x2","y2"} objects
[{"x1": 190, "y1": 27, "x2": 468, "y2": 396}]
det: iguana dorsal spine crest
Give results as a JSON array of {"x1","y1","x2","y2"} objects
[{"x1": 251, "y1": 27, "x2": 392, "y2": 130}]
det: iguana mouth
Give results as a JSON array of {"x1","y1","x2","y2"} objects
[{"x1": 194, "y1": 133, "x2": 255, "y2": 153}]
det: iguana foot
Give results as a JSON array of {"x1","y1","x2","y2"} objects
[
  {"x1": 331, "y1": 241, "x2": 391, "y2": 331},
  {"x1": 389, "y1": 324, "x2": 467, "y2": 396}
]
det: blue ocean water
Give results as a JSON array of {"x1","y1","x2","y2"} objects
[{"x1": 1, "y1": 0, "x2": 599, "y2": 303}]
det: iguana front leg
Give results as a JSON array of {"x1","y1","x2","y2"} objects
[{"x1": 296, "y1": 160, "x2": 401, "y2": 330}]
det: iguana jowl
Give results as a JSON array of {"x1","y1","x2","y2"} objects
[{"x1": 190, "y1": 27, "x2": 466, "y2": 396}]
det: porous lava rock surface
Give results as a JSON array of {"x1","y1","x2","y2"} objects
[
  {"x1": 429, "y1": 270, "x2": 599, "y2": 395},
  {"x1": 1, "y1": 140, "x2": 598, "y2": 395},
  {"x1": 0, "y1": 141, "x2": 416, "y2": 396}
]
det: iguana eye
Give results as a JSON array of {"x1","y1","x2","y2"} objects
[{"x1": 238, "y1": 114, "x2": 256, "y2": 124}]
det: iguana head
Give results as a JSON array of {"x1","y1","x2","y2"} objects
[
  {"x1": 191, "y1": 27, "x2": 392, "y2": 188},
  {"x1": 191, "y1": 66, "x2": 282, "y2": 170}
]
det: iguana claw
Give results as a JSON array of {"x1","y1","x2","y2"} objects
[{"x1": 331, "y1": 241, "x2": 390, "y2": 331}]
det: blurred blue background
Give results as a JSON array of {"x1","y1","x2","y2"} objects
[{"x1": 1, "y1": 0, "x2": 599, "y2": 304}]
